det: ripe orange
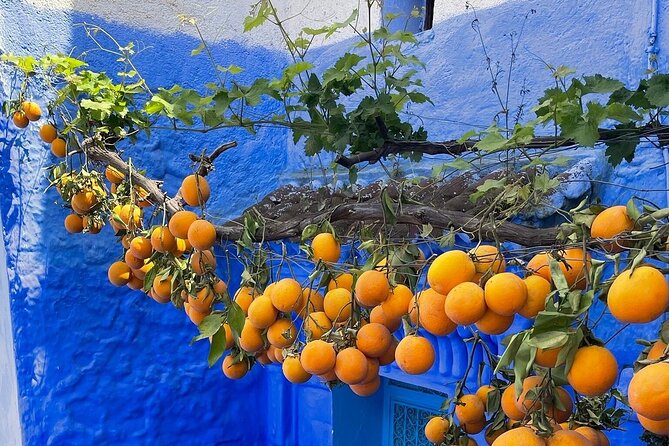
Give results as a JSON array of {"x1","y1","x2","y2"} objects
[
  {"x1": 328, "y1": 273, "x2": 353, "y2": 291},
  {"x1": 369, "y1": 305, "x2": 401, "y2": 332},
  {"x1": 270, "y1": 278, "x2": 302, "y2": 313},
  {"x1": 590, "y1": 205, "x2": 634, "y2": 252},
  {"x1": 355, "y1": 270, "x2": 390, "y2": 307},
  {"x1": 151, "y1": 226, "x2": 177, "y2": 253},
  {"x1": 222, "y1": 323, "x2": 234, "y2": 349},
  {"x1": 324, "y1": 288, "x2": 352, "y2": 322},
  {"x1": 567, "y1": 346, "x2": 618, "y2": 397},
  {"x1": 445, "y1": 282, "x2": 487, "y2": 325},
  {"x1": 607, "y1": 265, "x2": 669, "y2": 323},
  {"x1": 455, "y1": 394, "x2": 486, "y2": 425},
  {"x1": 104, "y1": 165, "x2": 124, "y2": 184},
  {"x1": 39, "y1": 124, "x2": 57, "y2": 143},
  {"x1": 190, "y1": 249, "x2": 216, "y2": 275},
  {"x1": 470, "y1": 245, "x2": 506, "y2": 274},
  {"x1": 50, "y1": 138, "x2": 67, "y2": 157},
  {"x1": 234, "y1": 286, "x2": 257, "y2": 314},
  {"x1": 64, "y1": 214, "x2": 84, "y2": 233},
  {"x1": 515, "y1": 375, "x2": 546, "y2": 413},
  {"x1": 475, "y1": 384, "x2": 495, "y2": 408},
  {"x1": 267, "y1": 318, "x2": 296, "y2": 348},
  {"x1": 492, "y1": 426, "x2": 545, "y2": 446},
  {"x1": 108, "y1": 261, "x2": 131, "y2": 286},
  {"x1": 181, "y1": 174, "x2": 210, "y2": 207},
  {"x1": 187, "y1": 219, "x2": 216, "y2": 251},
  {"x1": 132, "y1": 261, "x2": 154, "y2": 280},
  {"x1": 297, "y1": 288, "x2": 324, "y2": 317},
  {"x1": 300, "y1": 340, "x2": 336, "y2": 375},
  {"x1": 12, "y1": 111, "x2": 28, "y2": 128},
  {"x1": 152, "y1": 275, "x2": 173, "y2": 299},
  {"x1": 305, "y1": 311, "x2": 332, "y2": 339},
  {"x1": 151, "y1": 288, "x2": 172, "y2": 305},
  {"x1": 71, "y1": 190, "x2": 97, "y2": 214},
  {"x1": 334, "y1": 347, "x2": 369, "y2": 384},
  {"x1": 282, "y1": 356, "x2": 311, "y2": 384},
  {"x1": 126, "y1": 273, "x2": 143, "y2": 290},
  {"x1": 21, "y1": 101, "x2": 41, "y2": 121},
  {"x1": 484, "y1": 272, "x2": 527, "y2": 316},
  {"x1": 628, "y1": 362, "x2": 669, "y2": 421},
  {"x1": 311, "y1": 232, "x2": 341, "y2": 263},
  {"x1": 247, "y1": 295, "x2": 278, "y2": 329},
  {"x1": 268, "y1": 345, "x2": 284, "y2": 364},
  {"x1": 535, "y1": 347, "x2": 563, "y2": 368},
  {"x1": 546, "y1": 430, "x2": 590, "y2": 445},
  {"x1": 378, "y1": 337, "x2": 398, "y2": 366},
  {"x1": 647, "y1": 340, "x2": 668, "y2": 360},
  {"x1": 222, "y1": 354, "x2": 248, "y2": 379},
  {"x1": 527, "y1": 248, "x2": 590, "y2": 289},
  {"x1": 350, "y1": 376, "x2": 381, "y2": 397},
  {"x1": 424, "y1": 416, "x2": 449, "y2": 443},
  {"x1": 124, "y1": 250, "x2": 144, "y2": 269},
  {"x1": 356, "y1": 322, "x2": 392, "y2": 358},
  {"x1": 475, "y1": 308, "x2": 514, "y2": 335},
  {"x1": 361, "y1": 357, "x2": 380, "y2": 384},
  {"x1": 573, "y1": 427, "x2": 603, "y2": 446},
  {"x1": 168, "y1": 210, "x2": 198, "y2": 239},
  {"x1": 129, "y1": 236, "x2": 152, "y2": 259},
  {"x1": 427, "y1": 250, "x2": 476, "y2": 295},
  {"x1": 189, "y1": 286, "x2": 215, "y2": 313},
  {"x1": 239, "y1": 318, "x2": 264, "y2": 353},
  {"x1": 381, "y1": 284, "x2": 413, "y2": 319},
  {"x1": 415, "y1": 288, "x2": 457, "y2": 336},
  {"x1": 82, "y1": 215, "x2": 102, "y2": 234},
  {"x1": 500, "y1": 385, "x2": 526, "y2": 420},
  {"x1": 462, "y1": 419, "x2": 485, "y2": 435},
  {"x1": 395, "y1": 336, "x2": 434, "y2": 375},
  {"x1": 637, "y1": 414, "x2": 669, "y2": 436},
  {"x1": 519, "y1": 275, "x2": 551, "y2": 319},
  {"x1": 119, "y1": 204, "x2": 142, "y2": 229}
]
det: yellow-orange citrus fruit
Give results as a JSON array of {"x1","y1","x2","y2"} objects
[
  {"x1": 519, "y1": 275, "x2": 551, "y2": 319},
  {"x1": 501, "y1": 385, "x2": 525, "y2": 420},
  {"x1": 591, "y1": 205, "x2": 634, "y2": 252},
  {"x1": 81, "y1": 215, "x2": 102, "y2": 234},
  {"x1": 445, "y1": 282, "x2": 487, "y2": 325},
  {"x1": 222, "y1": 354, "x2": 248, "y2": 379},
  {"x1": 378, "y1": 337, "x2": 398, "y2": 366},
  {"x1": 256, "y1": 351, "x2": 271, "y2": 365},
  {"x1": 129, "y1": 237, "x2": 152, "y2": 259},
  {"x1": 175, "y1": 237, "x2": 191, "y2": 255},
  {"x1": 119, "y1": 204, "x2": 142, "y2": 229},
  {"x1": 151, "y1": 226, "x2": 177, "y2": 253},
  {"x1": 361, "y1": 357, "x2": 380, "y2": 384},
  {"x1": 239, "y1": 318, "x2": 264, "y2": 353},
  {"x1": 324, "y1": 288, "x2": 352, "y2": 322},
  {"x1": 311, "y1": 232, "x2": 341, "y2": 263},
  {"x1": 647, "y1": 340, "x2": 668, "y2": 360},
  {"x1": 267, "y1": 318, "x2": 296, "y2": 348},
  {"x1": 416, "y1": 288, "x2": 457, "y2": 336},
  {"x1": 104, "y1": 165, "x2": 124, "y2": 184},
  {"x1": 455, "y1": 394, "x2": 486, "y2": 424},
  {"x1": 573, "y1": 427, "x2": 603, "y2": 446},
  {"x1": 350, "y1": 376, "x2": 381, "y2": 397},
  {"x1": 527, "y1": 248, "x2": 590, "y2": 289},
  {"x1": 181, "y1": 174, "x2": 210, "y2": 206},
  {"x1": 369, "y1": 305, "x2": 401, "y2": 332},
  {"x1": 222, "y1": 323, "x2": 234, "y2": 349},
  {"x1": 12, "y1": 111, "x2": 29, "y2": 128},
  {"x1": 427, "y1": 250, "x2": 476, "y2": 295},
  {"x1": 328, "y1": 273, "x2": 353, "y2": 292},
  {"x1": 71, "y1": 191, "x2": 97, "y2": 214},
  {"x1": 628, "y1": 362, "x2": 669, "y2": 421},
  {"x1": 475, "y1": 308, "x2": 514, "y2": 335},
  {"x1": 318, "y1": 368, "x2": 337, "y2": 382},
  {"x1": 126, "y1": 273, "x2": 143, "y2": 290},
  {"x1": 132, "y1": 261, "x2": 154, "y2": 280},
  {"x1": 535, "y1": 347, "x2": 563, "y2": 368},
  {"x1": 152, "y1": 275, "x2": 173, "y2": 299},
  {"x1": 546, "y1": 430, "x2": 590, "y2": 446},
  {"x1": 187, "y1": 219, "x2": 216, "y2": 251},
  {"x1": 189, "y1": 286, "x2": 215, "y2": 313},
  {"x1": 515, "y1": 375, "x2": 546, "y2": 413},
  {"x1": 21, "y1": 101, "x2": 41, "y2": 121},
  {"x1": 424, "y1": 416, "x2": 450, "y2": 444},
  {"x1": 567, "y1": 346, "x2": 618, "y2": 397},
  {"x1": 124, "y1": 250, "x2": 144, "y2": 270},
  {"x1": 297, "y1": 288, "x2": 324, "y2": 317},
  {"x1": 247, "y1": 295, "x2": 278, "y2": 329},
  {"x1": 637, "y1": 414, "x2": 669, "y2": 436},
  {"x1": 234, "y1": 286, "x2": 257, "y2": 314},
  {"x1": 269, "y1": 277, "x2": 302, "y2": 313},
  {"x1": 356, "y1": 322, "x2": 392, "y2": 358},
  {"x1": 282, "y1": 356, "x2": 311, "y2": 384},
  {"x1": 50, "y1": 138, "x2": 67, "y2": 157},
  {"x1": 484, "y1": 272, "x2": 527, "y2": 316},
  {"x1": 485, "y1": 426, "x2": 508, "y2": 445},
  {"x1": 39, "y1": 124, "x2": 57, "y2": 143},
  {"x1": 491, "y1": 426, "x2": 545, "y2": 446},
  {"x1": 470, "y1": 245, "x2": 506, "y2": 274},
  {"x1": 214, "y1": 279, "x2": 228, "y2": 296},
  {"x1": 191, "y1": 249, "x2": 216, "y2": 275},
  {"x1": 335, "y1": 347, "x2": 369, "y2": 384},
  {"x1": 305, "y1": 311, "x2": 332, "y2": 339},
  {"x1": 462, "y1": 419, "x2": 485, "y2": 435},
  {"x1": 355, "y1": 270, "x2": 390, "y2": 307},
  {"x1": 267, "y1": 345, "x2": 284, "y2": 364},
  {"x1": 300, "y1": 340, "x2": 336, "y2": 375},
  {"x1": 607, "y1": 265, "x2": 669, "y2": 323},
  {"x1": 151, "y1": 288, "x2": 171, "y2": 305},
  {"x1": 168, "y1": 210, "x2": 198, "y2": 239},
  {"x1": 64, "y1": 214, "x2": 84, "y2": 233},
  {"x1": 108, "y1": 261, "x2": 131, "y2": 286},
  {"x1": 395, "y1": 336, "x2": 434, "y2": 375},
  {"x1": 382, "y1": 284, "x2": 413, "y2": 319},
  {"x1": 476, "y1": 384, "x2": 495, "y2": 408}
]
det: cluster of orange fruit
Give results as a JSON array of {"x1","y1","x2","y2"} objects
[{"x1": 12, "y1": 101, "x2": 68, "y2": 157}]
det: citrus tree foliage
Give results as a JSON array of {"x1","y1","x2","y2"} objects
[{"x1": 4, "y1": 2, "x2": 669, "y2": 445}]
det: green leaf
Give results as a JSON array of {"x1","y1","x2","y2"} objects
[
  {"x1": 380, "y1": 188, "x2": 398, "y2": 225},
  {"x1": 553, "y1": 65, "x2": 576, "y2": 79},
  {"x1": 548, "y1": 258, "x2": 569, "y2": 294},
  {"x1": 494, "y1": 332, "x2": 526, "y2": 374},
  {"x1": 646, "y1": 74, "x2": 669, "y2": 107},
  {"x1": 604, "y1": 125, "x2": 640, "y2": 166},
  {"x1": 582, "y1": 75, "x2": 625, "y2": 94},
  {"x1": 207, "y1": 325, "x2": 228, "y2": 367},
  {"x1": 527, "y1": 331, "x2": 569, "y2": 349},
  {"x1": 470, "y1": 179, "x2": 506, "y2": 203},
  {"x1": 301, "y1": 224, "x2": 319, "y2": 242},
  {"x1": 457, "y1": 129, "x2": 478, "y2": 143},
  {"x1": 475, "y1": 131, "x2": 507, "y2": 152},
  {"x1": 191, "y1": 313, "x2": 224, "y2": 343},
  {"x1": 606, "y1": 103, "x2": 641, "y2": 123},
  {"x1": 191, "y1": 42, "x2": 205, "y2": 56},
  {"x1": 626, "y1": 198, "x2": 640, "y2": 222},
  {"x1": 243, "y1": 0, "x2": 271, "y2": 32},
  {"x1": 227, "y1": 302, "x2": 246, "y2": 337}
]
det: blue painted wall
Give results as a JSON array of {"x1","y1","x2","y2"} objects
[{"x1": 2, "y1": 0, "x2": 669, "y2": 444}]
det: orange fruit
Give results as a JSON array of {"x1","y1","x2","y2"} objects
[
  {"x1": 416, "y1": 288, "x2": 457, "y2": 336},
  {"x1": 535, "y1": 347, "x2": 563, "y2": 368},
  {"x1": 50, "y1": 138, "x2": 67, "y2": 157},
  {"x1": 492, "y1": 426, "x2": 545, "y2": 446},
  {"x1": 485, "y1": 426, "x2": 509, "y2": 445},
  {"x1": 129, "y1": 236, "x2": 152, "y2": 259},
  {"x1": 527, "y1": 248, "x2": 590, "y2": 289},
  {"x1": 334, "y1": 347, "x2": 369, "y2": 384},
  {"x1": 282, "y1": 356, "x2": 311, "y2": 383},
  {"x1": 181, "y1": 174, "x2": 210, "y2": 206},
  {"x1": 268, "y1": 277, "x2": 301, "y2": 313},
  {"x1": 591, "y1": 205, "x2": 634, "y2": 252},
  {"x1": 256, "y1": 351, "x2": 271, "y2": 365},
  {"x1": 152, "y1": 275, "x2": 173, "y2": 299},
  {"x1": 476, "y1": 384, "x2": 495, "y2": 408},
  {"x1": 445, "y1": 282, "x2": 487, "y2": 325},
  {"x1": 395, "y1": 336, "x2": 434, "y2": 375},
  {"x1": 222, "y1": 323, "x2": 234, "y2": 349},
  {"x1": 151, "y1": 226, "x2": 177, "y2": 253},
  {"x1": 108, "y1": 261, "x2": 131, "y2": 286},
  {"x1": 607, "y1": 265, "x2": 669, "y2": 323},
  {"x1": 305, "y1": 311, "x2": 332, "y2": 339},
  {"x1": 361, "y1": 357, "x2": 380, "y2": 384},
  {"x1": 573, "y1": 427, "x2": 603, "y2": 446},
  {"x1": 239, "y1": 318, "x2": 264, "y2": 353},
  {"x1": 64, "y1": 214, "x2": 84, "y2": 233},
  {"x1": 381, "y1": 284, "x2": 413, "y2": 319},
  {"x1": 515, "y1": 375, "x2": 546, "y2": 413},
  {"x1": 267, "y1": 318, "x2": 296, "y2": 348},
  {"x1": 12, "y1": 111, "x2": 29, "y2": 128},
  {"x1": 355, "y1": 270, "x2": 390, "y2": 307},
  {"x1": 126, "y1": 273, "x2": 143, "y2": 290},
  {"x1": 222, "y1": 354, "x2": 248, "y2": 379},
  {"x1": 455, "y1": 394, "x2": 486, "y2": 424},
  {"x1": 39, "y1": 124, "x2": 57, "y2": 143},
  {"x1": 470, "y1": 245, "x2": 506, "y2": 274},
  {"x1": 300, "y1": 340, "x2": 336, "y2": 375},
  {"x1": 328, "y1": 273, "x2": 353, "y2": 291},
  {"x1": 214, "y1": 279, "x2": 228, "y2": 296},
  {"x1": 132, "y1": 261, "x2": 154, "y2": 280},
  {"x1": 424, "y1": 416, "x2": 449, "y2": 443},
  {"x1": 234, "y1": 286, "x2": 257, "y2": 314},
  {"x1": 324, "y1": 288, "x2": 352, "y2": 322},
  {"x1": 356, "y1": 322, "x2": 392, "y2": 358},
  {"x1": 189, "y1": 286, "x2": 215, "y2": 313},
  {"x1": 318, "y1": 368, "x2": 337, "y2": 382},
  {"x1": 462, "y1": 419, "x2": 485, "y2": 435},
  {"x1": 168, "y1": 210, "x2": 198, "y2": 239},
  {"x1": 567, "y1": 346, "x2": 618, "y2": 397},
  {"x1": 297, "y1": 288, "x2": 324, "y2": 317},
  {"x1": 175, "y1": 237, "x2": 191, "y2": 255},
  {"x1": 628, "y1": 362, "x2": 669, "y2": 421},
  {"x1": 427, "y1": 250, "x2": 476, "y2": 295},
  {"x1": 369, "y1": 305, "x2": 401, "y2": 332},
  {"x1": 71, "y1": 191, "x2": 97, "y2": 214},
  {"x1": 519, "y1": 275, "x2": 551, "y2": 319},
  {"x1": 475, "y1": 308, "x2": 514, "y2": 335},
  {"x1": 124, "y1": 250, "x2": 144, "y2": 269},
  {"x1": 81, "y1": 215, "x2": 102, "y2": 234},
  {"x1": 247, "y1": 295, "x2": 278, "y2": 329},
  {"x1": 191, "y1": 249, "x2": 216, "y2": 275},
  {"x1": 119, "y1": 204, "x2": 142, "y2": 229},
  {"x1": 500, "y1": 386, "x2": 525, "y2": 420},
  {"x1": 647, "y1": 340, "x2": 668, "y2": 360},
  {"x1": 378, "y1": 337, "x2": 398, "y2": 366},
  {"x1": 545, "y1": 430, "x2": 589, "y2": 445},
  {"x1": 311, "y1": 232, "x2": 340, "y2": 263},
  {"x1": 21, "y1": 101, "x2": 41, "y2": 121},
  {"x1": 484, "y1": 272, "x2": 527, "y2": 316},
  {"x1": 187, "y1": 219, "x2": 216, "y2": 251},
  {"x1": 350, "y1": 376, "x2": 381, "y2": 397},
  {"x1": 151, "y1": 288, "x2": 171, "y2": 305},
  {"x1": 104, "y1": 165, "x2": 124, "y2": 184},
  {"x1": 637, "y1": 414, "x2": 669, "y2": 436},
  {"x1": 268, "y1": 345, "x2": 284, "y2": 364}
]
